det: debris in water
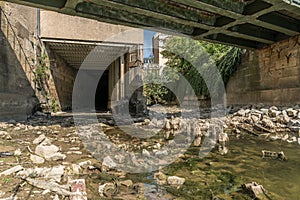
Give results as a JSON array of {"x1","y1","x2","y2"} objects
[
  {"x1": 0, "y1": 152, "x2": 14, "y2": 157},
  {"x1": 262, "y1": 150, "x2": 287, "y2": 161},
  {"x1": 242, "y1": 182, "x2": 269, "y2": 199},
  {"x1": 70, "y1": 179, "x2": 87, "y2": 200}
]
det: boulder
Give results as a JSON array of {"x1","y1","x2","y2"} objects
[
  {"x1": 268, "y1": 109, "x2": 281, "y2": 118},
  {"x1": 167, "y1": 176, "x2": 185, "y2": 185},
  {"x1": 35, "y1": 144, "x2": 66, "y2": 161},
  {"x1": 142, "y1": 149, "x2": 151, "y2": 157},
  {"x1": 286, "y1": 108, "x2": 298, "y2": 117},
  {"x1": 120, "y1": 180, "x2": 133, "y2": 187},
  {"x1": 262, "y1": 118, "x2": 275, "y2": 129},
  {"x1": 33, "y1": 134, "x2": 46, "y2": 144},
  {"x1": 102, "y1": 156, "x2": 117, "y2": 169},
  {"x1": 288, "y1": 119, "x2": 300, "y2": 132},
  {"x1": 30, "y1": 154, "x2": 45, "y2": 164},
  {"x1": 236, "y1": 109, "x2": 246, "y2": 117}
]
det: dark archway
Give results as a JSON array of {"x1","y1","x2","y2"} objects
[{"x1": 95, "y1": 70, "x2": 109, "y2": 111}]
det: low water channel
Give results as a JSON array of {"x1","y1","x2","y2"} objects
[{"x1": 123, "y1": 133, "x2": 300, "y2": 199}]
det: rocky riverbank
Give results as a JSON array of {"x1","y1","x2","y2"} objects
[
  {"x1": 226, "y1": 105, "x2": 300, "y2": 143},
  {"x1": 0, "y1": 105, "x2": 299, "y2": 199}
]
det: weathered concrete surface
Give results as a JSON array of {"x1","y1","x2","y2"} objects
[
  {"x1": 0, "y1": 2, "x2": 144, "y2": 119},
  {"x1": 40, "y1": 10, "x2": 144, "y2": 45},
  {"x1": 0, "y1": 2, "x2": 38, "y2": 120},
  {"x1": 2, "y1": 0, "x2": 300, "y2": 48},
  {"x1": 227, "y1": 35, "x2": 300, "y2": 106}
]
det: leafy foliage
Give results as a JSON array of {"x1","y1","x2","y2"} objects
[
  {"x1": 34, "y1": 52, "x2": 49, "y2": 89},
  {"x1": 160, "y1": 36, "x2": 242, "y2": 99},
  {"x1": 142, "y1": 65, "x2": 172, "y2": 105}
]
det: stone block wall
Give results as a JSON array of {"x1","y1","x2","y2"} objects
[
  {"x1": 0, "y1": 2, "x2": 38, "y2": 120},
  {"x1": 0, "y1": 2, "x2": 74, "y2": 119},
  {"x1": 226, "y1": 35, "x2": 300, "y2": 106}
]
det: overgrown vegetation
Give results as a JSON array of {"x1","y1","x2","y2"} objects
[
  {"x1": 34, "y1": 52, "x2": 49, "y2": 91},
  {"x1": 143, "y1": 64, "x2": 177, "y2": 105},
  {"x1": 33, "y1": 49, "x2": 58, "y2": 112},
  {"x1": 144, "y1": 36, "x2": 243, "y2": 105},
  {"x1": 51, "y1": 98, "x2": 58, "y2": 113}
]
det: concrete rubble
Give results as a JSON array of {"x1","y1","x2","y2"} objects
[
  {"x1": 16, "y1": 165, "x2": 65, "y2": 182},
  {"x1": 242, "y1": 182, "x2": 269, "y2": 199},
  {"x1": 0, "y1": 104, "x2": 299, "y2": 199},
  {"x1": 0, "y1": 166, "x2": 23, "y2": 176}
]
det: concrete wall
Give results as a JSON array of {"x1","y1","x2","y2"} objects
[
  {"x1": 0, "y1": 3, "x2": 145, "y2": 120},
  {"x1": 0, "y1": 2, "x2": 38, "y2": 120},
  {"x1": 226, "y1": 35, "x2": 300, "y2": 106},
  {"x1": 152, "y1": 33, "x2": 168, "y2": 66},
  {"x1": 46, "y1": 45, "x2": 77, "y2": 110},
  {"x1": 40, "y1": 10, "x2": 144, "y2": 45}
]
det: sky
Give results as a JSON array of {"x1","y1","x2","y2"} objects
[{"x1": 144, "y1": 30, "x2": 156, "y2": 58}]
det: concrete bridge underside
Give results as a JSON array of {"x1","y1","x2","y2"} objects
[{"x1": 3, "y1": 0, "x2": 300, "y2": 48}]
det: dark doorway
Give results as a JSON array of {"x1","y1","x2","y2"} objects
[{"x1": 95, "y1": 70, "x2": 109, "y2": 111}]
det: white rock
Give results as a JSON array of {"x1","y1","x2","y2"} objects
[
  {"x1": 47, "y1": 152, "x2": 66, "y2": 161},
  {"x1": 78, "y1": 160, "x2": 92, "y2": 167},
  {"x1": 40, "y1": 137, "x2": 52, "y2": 145},
  {"x1": 14, "y1": 127, "x2": 21, "y2": 131},
  {"x1": 14, "y1": 149, "x2": 22, "y2": 156},
  {"x1": 30, "y1": 154, "x2": 45, "y2": 164},
  {"x1": 17, "y1": 165, "x2": 65, "y2": 182},
  {"x1": 142, "y1": 149, "x2": 151, "y2": 157},
  {"x1": 260, "y1": 108, "x2": 269, "y2": 115},
  {"x1": 167, "y1": 176, "x2": 185, "y2": 185},
  {"x1": 66, "y1": 151, "x2": 82, "y2": 155},
  {"x1": 0, "y1": 131, "x2": 8, "y2": 137},
  {"x1": 98, "y1": 183, "x2": 107, "y2": 197},
  {"x1": 282, "y1": 134, "x2": 289, "y2": 141},
  {"x1": 35, "y1": 144, "x2": 66, "y2": 161},
  {"x1": 155, "y1": 150, "x2": 168, "y2": 157},
  {"x1": 35, "y1": 144, "x2": 59, "y2": 158},
  {"x1": 262, "y1": 118, "x2": 275, "y2": 129},
  {"x1": 53, "y1": 194, "x2": 60, "y2": 200},
  {"x1": 0, "y1": 195, "x2": 18, "y2": 200},
  {"x1": 286, "y1": 108, "x2": 297, "y2": 117},
  {"x1": 236, "y1": 109, "x2": 246, "y2": 117},
  {"x1": 0, "y1": 165, "x2": 23, "y2": 176},
  {"x1": 114, "y1": 154, "x2": 125, "y2": 163},
  {"x1": 71, "y1": 164, "x2": 81, "y2": 174},
  {"x1": 269, "y1": 106, "x2": 278, "y2": 111},
  {"x1": 0, "y1": 190, "x2": 5, "y2": 197},
  {"x1": 102, "y1": 156, "x2": 117, "y2": 169},
  {"x1": 287, "y1": 137, "x2": 297, "y2": 143},
  {"x1": 268, "y1": 109, "x2": 280, "y2": 117},
  {"x1": 42, "y1": 189, "x2": 51, "y2": 195},
  {"x1": 26, "y1": 178, "x2": 70, "y2": 196},
  {"x1": 251, "y1": 115, "x2": 259, "y2": 123},
  {"x1": 33, "y1": 134, "x2": 46, "y2": 144},
  {"x1": 120, "y1": 180, "x2": 133, "y2": 187},
  {"x1": 154, "y1": 143, "x2": 161, "y2": 149}
]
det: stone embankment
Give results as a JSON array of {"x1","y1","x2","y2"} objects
[{"x1": 226, "y1": 105, "x2": 300, "y2": 143}]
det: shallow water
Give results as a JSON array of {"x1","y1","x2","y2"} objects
[
  {"x1": 103, "y1": 124, "x2": 300, "y2": 199},
  {"x1": 124, "y1": 133, "x2": 300, "y2": 199},
  {"x1": 171, "y1": 135, "x2": 300, "y2": 199},
  {"x1": 224, "y1": 135, "x2": 300, "y2": 199}
]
